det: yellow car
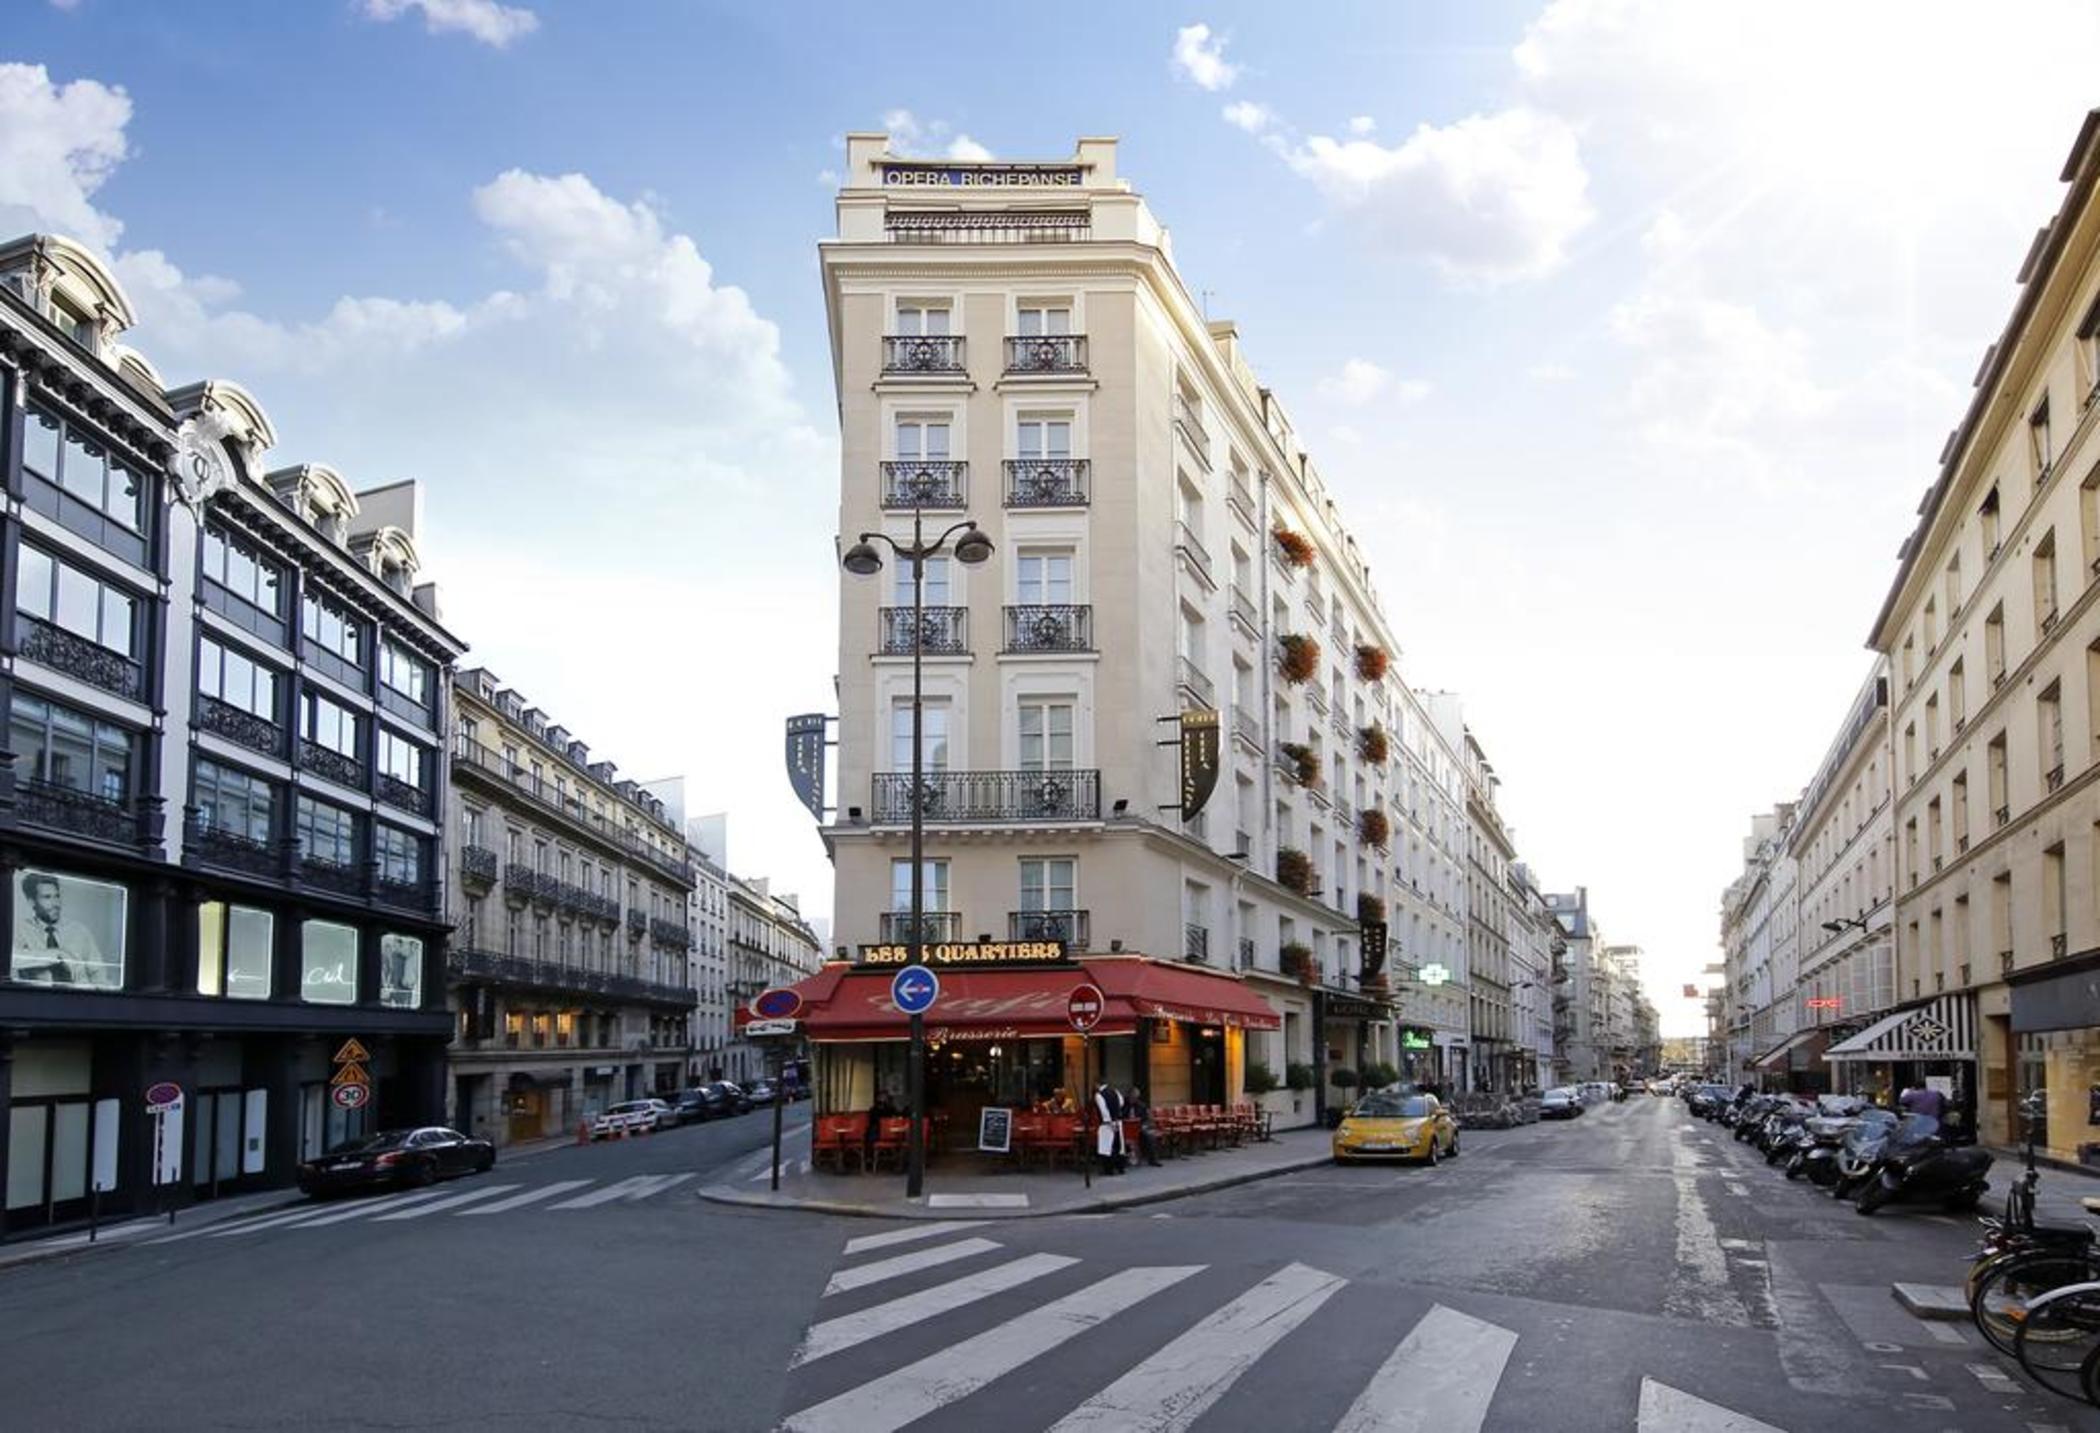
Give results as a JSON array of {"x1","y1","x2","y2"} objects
[{"x1": 1332, "y1": 1090, "x2": 1459, "y2": 1165}]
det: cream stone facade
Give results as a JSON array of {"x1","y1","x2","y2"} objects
[
  {"x1": 819, "y1": 135, "x2": 1554, "y2": 1127},
  {"x1": 1871, "y1": 110, "x2": 2100, "y2": 1148}
]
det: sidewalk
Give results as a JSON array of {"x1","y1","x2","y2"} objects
[{"x1": 699, "y1": 1127, "x2": 1334, "y2": 1220}]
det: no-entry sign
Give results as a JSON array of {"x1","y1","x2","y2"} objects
[{"x1": 1067, "y1": 982, "x2": 1105, "y2": 1033}]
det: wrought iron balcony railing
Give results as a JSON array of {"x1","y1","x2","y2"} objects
[
  {"x1": 376, "y1": 875, "x2": 436, "y2": 913},
  {"x1": 1178, "y1": 656, "x2": 1216, "y2": 706},
  {"x1": 879, "y1": 459, "x2": 968, "y2": 510},
  {"x1": 882, "y1": 334, "x2": 966, "y2": 374},
  {"x1": 2053, "y1": 932, "x2": 2069, "y2": 959},
  {"x1": 651, "y1": 917, "x2": 694, "y2": 950},
  {"x1": 871, "y1": 768, "x2": 1100, "y2": 824},
  {"x1": 377, "y1": 773, "x2": 432, "y2": 816},
  {"x1": 299, "y1": 854, "x2": 366, "y2": 899},
  {"x1": 1003, "y1": 457, "x2": 1089, "y2": 507},
  {"x1": 1237, "y1": 936, "x2": 1256, "y2": 969},
  {"x1": 461, "y1": 844, "x2": 499, "y2": 887},
  {"x1": 627, "y1": 907, "x2": 648, "y2": 938},
  {"x1": 503, "y1": 862, "x2": 537, "y2": 899},
  {"x1": 1230, "y1": 584, "x2": 1259, "y2": 634},
  {"x1": 192, "y1": 820, "x2": 279, "y2": 878},
  {"x1": 301, "y1": 740, "x2": 365, "y2": 789},
  {"x1": 1004, "y1": 604, "x2": 1092, "y2": 652},
  {"x1": 1227, "y1": 472, "x2": 1257, "y2": 528},
  {"x1": 1231, "y1": 705, "x2": 1261, "y2": 750},
  {"x1": 1176, "y1": 521, "x2": 1213, "y2": 580},
  {"x1": 1004, "y1": 334, "x2": 1087, "y2": 374},
  {"x1": 1009, "y1": 909, "x2": 1090, "y2": 949},
  {"x1": 19, "y1": 779, "x2": 145, "y2": 846},
  {"x1": 879, "y1": 606, "x2": 969, "y2": 655},
  {"x1": 1174, "y1": 396, "x2": 1211, "y2": 466},
  {"x1": 881, "y1": 910, "x2": 962, "y2": 944},
  {"x1": 1184, "y1": 923, "x2": 1210, "y2": 964},
  {"x1": 198, "y1": 695, "x2": 286, "y2": 757},
  {"x1": 17, "y1": 615, "x2": 143, "y2": 701},
  {"x1": 446, "y1": 946, "x2": 697, "y2": 1008}
]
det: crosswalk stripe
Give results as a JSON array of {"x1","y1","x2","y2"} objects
[
  {"x1": 455, "y1": 1180, "x2": 594, "y2": 1215},
  {"x1": 1331, "y1": 1304, "x2": 1518, "y2": 1433},
  {"x1": 150, "y1": 1206, "x2": 312, "y2": 1243},
  {"x1": 1047, "y1": 1262, "x2": 1344, "y2": 1432},
  {"x1": 633, "y1": 1172, "x2": 695, "y2": 1200},
  {"x1": 281, "y1": 1188, "x2": 461, "y2": 1229},
  {"x1": 1636, "y1": 1378, "x2": 1786, "y2": 1433},
  {"x1": 841, "y1": 1219, "x2": 989, "y2": 1256},
  {"x1": 823, "y1": 1237, "x2": 1004, "y2": 1297},
  {"x1": 372, "y1": 1184, "x2": 521, "y2": 1221},
  {"x1": 782, "y1": 1265, "x2": 1202, "y2": 1433},
  {"x1": 793, "y1": 1253, "x2": 1080, "y2": 1367},
  {"x1": 547, "y1": 1175, "x2": 664, "y2": 1210}
]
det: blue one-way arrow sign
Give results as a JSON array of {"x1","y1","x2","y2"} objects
[{"x1": 891, "y1": 964, "x2": 941, "y2": 1016}]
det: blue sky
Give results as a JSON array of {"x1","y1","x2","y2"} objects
[{"x1": 7, "y1": 1, "x2": 2099, "y2": 1032}]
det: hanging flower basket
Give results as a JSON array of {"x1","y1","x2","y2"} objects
[
  {"x1": 1357, "y1": 893, "x2": 1386, "y2": 926},
  {"x1": 1354, "y1": 643, "x2": 1389, "y2": 683},
  {"x1": 1358, "y1": 807, "x2": 1391, "y2": 850},
  {"x1": 1278, "y1": 741, "x2": 1321, "y2": 787},
  {"x1": 1272, "y1": 526, "x2": 1315, "y2": 568},
  {"x1": 1357, "y1": 723, "x2": 1390, "y2": 765},
  {"x1": 1277, "y1": 633, "x2": 1321, "y2": 684},
  {"x1": 1281, "y1": 941, "x2": 1315, "y2": 982},
  {"x1": 1276, "y1": 847, "x2": 1313, "y2": 895}
]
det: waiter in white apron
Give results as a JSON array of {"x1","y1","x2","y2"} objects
[{"x1": 1094, "y1": 1080, "x2": 1126, "y2": 1176}]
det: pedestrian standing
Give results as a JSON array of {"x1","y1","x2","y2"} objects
[
  {"x1": 1094, "y1": 1080, "x2": 1126, "y2": 1176},
  {"x1": 1127, "y1": 1086, "x2": 1163, "y2": 1168}
]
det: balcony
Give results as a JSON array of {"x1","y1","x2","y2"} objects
[
  {"x1": 299, "y1": 854, "x2": 366, "y2": 900},
  {"x1": 1229, "y1": 584, "x2": 1259, "y2": 637},
  {"x1": 882, "y1": 334, "x2": 966, "y2": 375},
  {"x1": 17, "y1": 616, "x2": 143, "y2": 701},
  {"x1": 1003, "y1": 457, "x2": 1089, "y2": 508},
  {"x1": 878, "y1": 606, "x2": 969, "y2": 656},
  {"x1": 651, "y1": 917, "x2": 694, "y2": 950},
  {"x1": 502, "y1": 862, "x2": 537, "y2": 905},
  {"x1": 191, "y1": 819, "x2": 279, "y2": 879},
  {"x1": 2048, "y1": 763, "x2": 2065, "y2": 793},
  {"x1": 879, "y1": 459, "x2": 968, "y2": 510},
  {"x1": 1003, "y1": 334, "x2": 1087, "y2": 375},
  {"x1": 627, "y1": 908, "x2": 647, "y2": 940},
  {"x1": 1175, "y1": 521, "x2": 1213, "y2": 585},
  {"x1": 376, "y1": 874, "x2": 437, "y2": 914},
  {"x1": 461, "y1": 844, "x2": 499, "y2": 891},
  {"x1": 198, "y1": 695, "x2": 286, "y2": 757},
  {"x1": 451, "y1": 740, "x2": 696, "y2": 888},
  {"x1": 2053, "y1": 932, "x2": 2069, "y2": 959},
  {"x1": 885, "y1": 210, "x2": 1091, "y2": 244},
  {"x1": 447, "y1": 947, "x2": 697, "y2": 1008},
  {"x1": 1237, "y1": 936, "x2": 1256, "y2": 969},
  {"x1": 1231, "y1": 704, "x2": 1262, "y2": 751},
  {"x1": 1178, "y1": 655, "x2": 1216, "y2": 707},
  {"x1": 18, "y1": 779, "x2": 148, "y2": 848},
  {"x1": 1184, "y1": 923, "x2": 1210, "y2": 964},
  {"x1": 1174, "y1": 396, "x2": 1211, "y2": 467},
  {"x1": 880, "y1": 910, "x2": 962, "y2": 944},
  {"x1": 870, "y1": 768, "x2": 1100, "y2": 824},
  {"x1": 1995, "y1": 804, "x2": 2010, "y2": 827},
  {"x1": 1008, "y1": 909, "x2": 1090, "y2": 949},
  {"x1": 377, "y1": 773, "x2": 432, "y2": 817},
  {"x1": 301, "y1": 740, "x2": 365, "y2": 789},
  {"x1": 1004, "y1": 604, "x2": 1093, "y2": 653},
  {"x1": 2042, "y1": 607, "x2": 2061, "y2": 635},
  {"x1": 1227, "y1": 472, "x2": 1257, "y2": 530}
]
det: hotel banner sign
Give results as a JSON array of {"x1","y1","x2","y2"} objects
[
  {"x1": 1179, "y1": 709, "x2": 1221, "y2": 822},
  {"x1": 855, "y1": 940, "x2": 1074, "y2": 970},
  {"x1": 882, "y1": 163, "x2": 1084, "y2": 187},
  {"x1": 784, "y1": 713, "x2": 828, "y2": 820}
]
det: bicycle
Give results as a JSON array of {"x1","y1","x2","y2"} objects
[{"x1": 2012, "y1": 1278, "x2": 2100, "y2": 1404}]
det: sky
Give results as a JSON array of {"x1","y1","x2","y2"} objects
[{"x1": 5, "y1": 1, "x2": 2098, "y2": 1035}]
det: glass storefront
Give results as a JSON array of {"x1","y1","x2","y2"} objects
[{"x1": 2016, "y1": 1029, "x2": 2100, "y2": 1166}]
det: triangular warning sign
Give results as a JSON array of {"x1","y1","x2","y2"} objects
[
  {"x1": 330, "y1": 1062, "x2": 371, "y2": 1087},
  {"x1": 333, "y1": 1038, "x2": 371, "y2": 1065}
]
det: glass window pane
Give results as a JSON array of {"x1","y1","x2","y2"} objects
[
  {"x1": 197, "y1": 902, "x2": 226, "y2": 996},
  {"x1": 227, "y1": 907, "x2": 273, "y2": 999},
  {"x1": 228, "y1": 545, "x2": 256, "y2": 603},
  {"x1": 105, "y1": 463, "x2": 140, "y2": 529},
  {"x1": 301, "y1": 920, "x2": 358, "y2": 1004},
  {"x1": 6, "y1": 1106, "x2": 47, "y2": 1210},
  {"x1": 61, "y1": 431, "x2": 102, "y2": 504},
  {"x1": 15, "y1": 546, "x2": 52, "y2": 620},
  {"x1": 21, "y1": 409, "x2": 60, "y2": 481},
  {"x1": 100, "y1": 585, "x2": 134, "y2": 657},
  {"x1": 255, "y1": 560, "x2": 280, "y2": 615},
  {"x1": 380, "y1": 934, "x2": 422, "y2": 1009},
  {"x1": 54, "y1": 563, "x2": 97, "y2": 639}
]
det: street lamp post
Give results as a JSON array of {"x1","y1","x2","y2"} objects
[{"x1": 842, "y1": 510, "x2": 993, "y2": 1200}]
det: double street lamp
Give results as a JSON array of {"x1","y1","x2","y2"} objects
[{"x1": 842, "y1": 513, "x2": 994, "y2": 1199}]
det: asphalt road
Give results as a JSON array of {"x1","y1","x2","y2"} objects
[{"x1": 2, "y1": 1097, "x2": 2092, "y2": 1431}]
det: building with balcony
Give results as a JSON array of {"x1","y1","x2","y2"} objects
[
  {"x1": 0, "y1": 232, "x2": 465, "y2": 1233},
  {"x1": 1545, "y1": 887, "x2": 1609, "y2": 1083},
  {"x1": 720, "y1": 874, "x2": 821, "y2": 1082},
  {"x1": 1509, "y1": 862, "x2": 1558, "y2": 1089},
  {"x1": 443, "y1": 669, "x2": 697, "y2": 1145}
]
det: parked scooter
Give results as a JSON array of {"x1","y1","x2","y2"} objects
[
  {"x1": 1787, "y1": 1098, "x2": 1869, "y2": 1183},
  {"x1": 1854, "y1": 1113, "x2": 1992, "y2": 1216},
  {"x1": 1830, "y1": 1109, "x2": 1901, "y2": 1200}
]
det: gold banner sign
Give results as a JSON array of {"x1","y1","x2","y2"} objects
[
  {"x1": 1179, "y1": 708, "x2": 1221, "y2": 822},
  {"x1": 856, "y1": 940, "x2": 1073, "y2": 969}
]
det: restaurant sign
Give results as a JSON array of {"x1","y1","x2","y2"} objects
[
  {"x1": 855, "y1": 940, "x2": 1073, "y2": 970},
  {"x1": 1325, "y1": 994, "x2": 1389, "y2": 1022}
]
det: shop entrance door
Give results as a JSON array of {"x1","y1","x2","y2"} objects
[
  {"x1": 191, "y1": 1088, "x2": 248, "y2": 1201},
  {"x1": 5, "y1": 1096, "x2": 104, "y2": 1232},
  {"x1": 1190, "y1": 1029, "x2": 1226, "y2": 1105}
]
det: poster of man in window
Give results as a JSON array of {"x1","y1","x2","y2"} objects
[
  {"x1": 11, "y1": 868, "x2": 126, "y2": 989},
  {"x1": 380, "y1": 933, "x2": 423, "y2": 1009}
]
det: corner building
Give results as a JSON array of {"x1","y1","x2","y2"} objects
[
  {"x1": 819, "y1": 135, "x2": 1500, "y2": 1128},
  {"x1": 0, "y1": 234, "x2": 463, "y2": 1233}
]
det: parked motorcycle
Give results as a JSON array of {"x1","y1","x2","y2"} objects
[
  {"x1": 1855, "y1": 1113, "x2": 1992, "y2": 1216},
  {"x1": 1789, "y1": 1098, "x2": 1871, "y2": 1184},
  {"x1": 1830, "y1": 1109, "x2": 1901, "y2": 1200}
]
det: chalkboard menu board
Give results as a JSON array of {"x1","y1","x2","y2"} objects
[{"x1": 978, "y1": 1106, "x2": 1014, "y2": 1154}]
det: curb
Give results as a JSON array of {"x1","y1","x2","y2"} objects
[
  {"x1": 696, "y1": 1147, "x2": 1334, "y2": 1221},
  {"x1": 1891, "y1": 1282, "x2": 1970, "y2": 1322}
]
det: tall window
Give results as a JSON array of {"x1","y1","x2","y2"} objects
[
  {"x1": 193, "y1": 759, "x2": 274, "y2": 844},
  {"x1": 1019, "y1": 857, "x2": 1075, "y2": 912},
  {"x1": 1015, "y1": 304, "x2": 1071, "y2": 336},
  {"x1": 2034, "y1": 530, "x2": 2059, "y2": 626},
  {"x1": 1015, "y1": 551, "x2": 1073, "y2": 605},
  {"x1": 198, "y1": 636, "x2": 279, "y2": 720},
  {"x1": 894, "y1": 418, "x2": 950, "y2": 461},
  {"x1": 295, "y1": 794, "x2": 358, "y2": 867},
  {"x1": 302, "y1": 691, "x2": 363, "y2": 760},
  {"x1": 200, "y1": 524, "x2": 286, "y2": 631},
  {"x1": 14, "y1": 545, "x2": 136, "y2": 658},
  {"x1": 8, "y1": 692, "x2": 130, "y2": 801},
  {"x1": 19, "y1": 406, "x2": 145, "y2": 562},
  {"x1": 1988, "y1": 732, "x2": 2009, "y2": 821},
  {"x1": 1949, "y1": 659, "x2": 1967, "y2": 729},
  {"x1": 379, "y1": 641, "x2": 432, "y2": 709},
  {"x1": 301, "y1": 920, "x2": 358, "y2": 1005},
  {"x1": 375, "y1": 824, "x2": 424, "y2": 885},
  {"x1": 890, "y1": 858, "x2": 950, "y2": 911},
  {"x1": 1016, "y1": 417, "x2": 1071, "y2": 459},
  {"x1": 893, "y1": 555, "x2": 951, "y2": 605},
  {"x1": 377, "y1": 728, "x2": 428, "y2": 791},
  {"x1": 1986, "y1": 604, "x2": 2007, "y2": 685},
  {"x1": 301, "y1": 589, "x2": 366, "y2": 672},
  {"x1": 1981, "y1": 486, "x2": 2003, "y2": 557},
  {"x1": 197, "y1": 902, "x2": 273, "y2": 1000},
  {"x1": 2031, "y1": 396, "x2": 2054, "y2": 477},
  {"x1": 889, "y1": 699, "x2": 949, "y2": 771},
  {"x1": 2040, "y1": 682, "x2": 2065, "y2": 785},
  {"x1": 1018, "y1": 699, "x2": 1074, "y2": 771},
  {"x1": 895, "y1": 303, "x2": 951, "y2": 336}
]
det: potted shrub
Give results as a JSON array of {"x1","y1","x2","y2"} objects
[
  {"x1": 1357, "y1": 723, "x2": 1390, "y2": 765},
  {"x1": 1362, "y1": 1062, "x2": 1400, "y2": 1090},
  {"x1": 1280, "y1": 940, "x2": 1315, "y2": 980},
  {"x1": 1354, "y1": 643, "x2": 1389, "y2": 683},
  {"x1": 1328, "y1": 1066, "x2": 1360, "y2": 1126},
  {"x1": 1285, "y1": 1061, "x2": 1316, "y2": 1092},
  {"x1": 1278, "y1": 741, "x2": 1320, "y2": 787},
  {"x1": 1276, "y1": 633, "x2": 1320, "y2": 684},
  {"x1": 1357, "y1": 893, "x2": 1387, "y2": 925},
  {"x1": 1276, "y1": 849, "x2": 1313, "y2": 895},
  {"x1": 1272, "y1": 525, "x2": 1315, "y2": 568},
  {"x1": 1243, "y1": 1061, "x2": 1280, "y2": 1095},
  {"x1": 1358, "y1": 807, "x2": 1391, "y2": 849}
]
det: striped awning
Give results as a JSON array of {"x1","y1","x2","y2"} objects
[
  {"x1": 1824, "y1": 993, "x2": 1975, "y2": 1063},
  {"x1": 1752, "y1": 1029, "x2": 1818, "y2": 1069}
]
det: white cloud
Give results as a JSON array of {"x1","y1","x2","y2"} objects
[
  {"x1": 48, "y1": 0, "x2": 84, "y2": 10},
  {"x1": 1347, "y1": 115, "x2": 1376, "y2": 136},
  {"x1": 1221, "y1": 101, "x2": 1273, "y2": 135},
  {"x1": 1171, "y1": 23, "x2": 1239, "y2": 91},
  {"x1": 1320, "y1": 359, "x2": 1431, "y2": 407},
  {"x1": 1283, "y1": 108, "x2": 1593, "y2": 284},
  {"x1": 361, "y1": 0, "x2": 539, "y2": 48},
  {"x1": 945, "y1": 135, "x2": 993, "y2": 162},
  {"x1": 880, "y1": 109, "x2": 992, "y2": 162},
  {"x1": 0, "y1": 63, "x2": 130, "y2": 252}
]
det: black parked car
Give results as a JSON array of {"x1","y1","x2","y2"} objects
[
  {"x1": 297, "y1": 1127, "x2": 494, "y2": 1197},
  {"x1": 744, "y1": 1078, "x2": 779, "y2": 1106},
  {"x1": 707, "y1": 1081, "x2": 754, "y2": 1115},
  {"x1": 673, "y1": 1087, "x2": 727, "y2": 1122},
  {"x1": 1539, "y1": 1087, "x2": 1584, "y2": 1120}
]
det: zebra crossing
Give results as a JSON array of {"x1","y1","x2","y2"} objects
[
  {"x1": 145, "y1": 1172, "x2": 699, "y2": 1244},
  {"x1": 782, "y1": 1228, "x2": 1794, "y2": 1433}
]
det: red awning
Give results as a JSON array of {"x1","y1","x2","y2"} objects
[{"x1": 738, "y1": 956, "x2": 1280, "y2": 1043}]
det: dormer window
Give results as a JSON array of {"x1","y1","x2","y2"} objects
[{"x1": 51, "y1": 298, "x2": 93, "y2": 350}]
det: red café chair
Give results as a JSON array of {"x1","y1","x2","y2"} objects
[
  {"x1": 1011, "y1": 1113, "x2": 1047, "y2": 1167},
  {"x1": 1160, "y1": 1106, "x2": 1189, "y2": 1157},
  {"x1": 1046, "y1": 1114, "x2": 1081, "y2": 1168},
  {"x1": 814, "y1": 1113, "x2": 868, "y2": 1172},
  {"x1": 870, "y1": 1117, "x2": 912, "y2": 1172}
]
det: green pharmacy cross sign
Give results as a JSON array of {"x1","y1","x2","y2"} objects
[{"x1": 1419, "y1": 963, "x2": 1451, "y2": 987}]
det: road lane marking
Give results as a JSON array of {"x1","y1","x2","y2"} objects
[
  {"x1": 455, "y1": 1180, "x2": 593, "y2": 1214},
  {"x1": 1331, "y1": 1304, "x2": 1518, "y2": 1433},
  {"x1": 373, "y1": 1184, "x2": 521, "y2": 1220},
  {"x1": 1922, "y1": 1320, "x2": 1966, "y2": 1345},
  {"x1": 841, "y1": 1220, "x2": 989, "y2": 1255},
  {"x1": 621, "y1": 1172, "x2": 695, "y2": 1201},
  {"x1": 1969, "y1": 1362, "x2": 2020, "y2": 1392},
  {"x1": 281, "y1": 1188, "x2": 461, "y2": 1228},
  {"x1": 1047, "y1": 1262, "x2": 1344, "y2": 1432},
  {"x1": 1666, "y1": 1173, "x2": 1749, "y2": 1326},
  {"x1": 782, "y1": 1265, "x2": 1201, "y2": 1433},
  {"x1": 547, "y1": 1175, "x2": 668, "y2": 1209},
  {"x1": 928, "y1": 1192, "x2": 1029, "y2": 1208},
  {"x1": 1636, "y1": 1378, "x2": 1786, "y2": 1432},
  {"x1": 824, "y1": 1237, "x2": 1004, "y2": 1296},
  {"x1": 793, "y1": 1253, "x2": 1079, "y2": 1366}
]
